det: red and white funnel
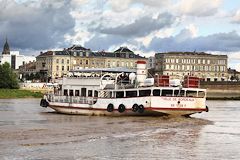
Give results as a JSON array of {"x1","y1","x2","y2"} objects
[{"x1": 136, "y1": 60, "x2": 147, "y2": 86}]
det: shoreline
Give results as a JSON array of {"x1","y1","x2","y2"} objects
[{"x1": 0, "y1": 89, "x2": 43, "y2": 99}]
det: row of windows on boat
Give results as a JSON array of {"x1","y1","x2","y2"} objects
[{"x1": 62, "y1": 88, "x2": 205, "y2": 98}]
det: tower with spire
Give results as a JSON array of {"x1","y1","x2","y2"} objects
[{"x1": 2, "y1": 38, "x2": 10, "y2": 55}]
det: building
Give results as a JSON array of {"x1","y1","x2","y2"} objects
[
  {"x1": 36, "y1": 50, "x2": 71, "y2": 80},
  {"x1": 147, "y1": 56, "x2": 155, "y2": 69},
  {"x1": 228, "y1": 68, "x2": 240, "y2": 81},
  {"x1": 18, "y1": 61, "x2": 37, "y2": 80},
  {"x1": 35, "y1": 45, "x2": 147, "y2": 80},
  {"x1": 155, "y1": 52, "x2": 228, "y2": 81},
  {"x1": 69, "y1": 45, "x2": 146, "y2": 70},
  {"x1": 0, "y1": 39, "x2": 36, "y2": 69}
]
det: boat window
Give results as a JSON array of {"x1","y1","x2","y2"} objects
[
  {"x1": 88, "y1": 90, "x2": 93, "y2": 97},
  {"x1": 139, "y1": 90, "x2": 151, "y2": 97},
  {"x1": 174, "y1": 90, "x2": 185, "y2": 97},
  {"x1": 186, "y1": 90, "x2": 197, "y2": 97},
  {"x1": 153, "y1": 89, "x2": 160, "y2": 96},
  {"x1": 116, "y1": 91, "x2": 124, "y2": 98},
  {"x1": 198, "y1": 91, "x2": 205, "y2": 98},
  {"x1": 69, "y1": 90, "x2": 74, "y2": 96},
  {"x1": 161, "y1": 89, "x2": 173, "y2": 96},
  {"x1": 126, "y1": 91, "x2": 137, "y2": 97},
  {"x1": 63, "y1": 89, "x2": 68, "y2": 96},
  {"x1": 81, "y1": 88, "x2": 86, "y2": 97},
  {"x1": 75, "y1": 90, "x2": 79, "y2": 96},
  {"x1": 94, "y1": 91, "x2": 98, "y2": 97}
]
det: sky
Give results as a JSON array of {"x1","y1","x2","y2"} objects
[{"x1": 0, "y1": 0, "x2": 240, "y2": 70}]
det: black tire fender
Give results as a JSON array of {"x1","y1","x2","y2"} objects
[
  {"x1": 118, "y1": 104, "x2": 126, "y2": 113},
  {"x1": 138, "y1": 104, "x2": 144, "y2": 113},
  {"x1": 107, "y1": 103, "x2": 114, "y2": 112},
  {"x1": 132, "y1": 104, "x2": 138, "y2": 112}
]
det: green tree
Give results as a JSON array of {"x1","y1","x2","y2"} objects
[{"x1": 0, "y1": 62, "x2": 19, "y2": 89}]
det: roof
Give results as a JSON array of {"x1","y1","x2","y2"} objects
[
  {"x1": 67, "y1": 45, "x2": 90, "y2": 51},
  {"x1": 37, "y1": 50, "x2": 70, "y2": 57},
  {"x1": 114, "y1": 47, "x2": 133, "y2": 53},
  {"x1": 156, "y1": 52, "x2": 227, "y2": 57}
]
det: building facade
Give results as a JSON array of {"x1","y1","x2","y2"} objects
[
  {"x1": 36, "y1": 45, "x2": 147, "y2": 80},
  {"x1": 0, "y1": 39, "x2": 36, "y2": 69},
  {"x1": 36, "y1": 51, "x2": 71, "y2": 80},
  {"x1": 69, "y1": 45, "x2": 146, "y2": 70},
  {"x1": 155, "y1": 52, "x2": 228, "y2": 81},
  {"x1": 147, "y1": 56, "x2": 155, "y2": 69}
]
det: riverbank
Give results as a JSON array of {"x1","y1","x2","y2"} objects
[{"x1": 0, "y1": 89, "x2": 43, "y2": 99}]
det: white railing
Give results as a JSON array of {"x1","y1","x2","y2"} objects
[{"x1": 47, "y1": 95, "x2": 98, "y2": 105}]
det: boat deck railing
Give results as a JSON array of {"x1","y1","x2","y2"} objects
[{"x1": 47, "y1": 95, "x2": 98, "y2": 105}]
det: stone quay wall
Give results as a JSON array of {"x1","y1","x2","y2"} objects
[{"x1": 200, "y1": 81, "x2": 240, "y2": 99}]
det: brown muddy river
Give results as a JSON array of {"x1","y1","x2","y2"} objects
[{"x1": 0, "y1": 99, "x2": 240, "y2": 160}]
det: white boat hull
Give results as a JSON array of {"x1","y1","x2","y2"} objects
[{"x1": 45, "y1": 96, "x2": 208, "y2": 117}]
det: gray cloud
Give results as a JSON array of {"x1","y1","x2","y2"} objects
[
  {"x1": 84, "y1": 34, "x2": 127, "y2": 51},
  {"x1": 0, "y1": 0, "x2": 75, "y2": 53},
  {"x1": 93, "y1": 13, "x2": 176, "y2": 37},
  {"x1": 146, "y1": 30, "x2": 240, "y2": 52}
]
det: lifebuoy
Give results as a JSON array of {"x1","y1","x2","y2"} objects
[
  {"x1": 107, "y1": 103, "x2": 114, "y2": 112},
  {"x1": 138, "y1": 104, "x2": 144, "y2": 113},
  {"x1": 132, "y1": 104, "x2": 138, "y2": 112},
  {"x1": 118, "y1": 104, "x2": 126, "y2": 113}
]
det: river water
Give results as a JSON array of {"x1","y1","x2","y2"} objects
[{"x1": 0, "y1": 99, "x2": 239, "y2": 160}]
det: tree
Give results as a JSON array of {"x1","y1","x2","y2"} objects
[{"x1": 0, "y1": 62, "x2": 19, "y2": 89}]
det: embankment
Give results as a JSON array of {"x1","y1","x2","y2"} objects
[{"x1": 200, "y1": 81, "x2": 240, "y2": 100}]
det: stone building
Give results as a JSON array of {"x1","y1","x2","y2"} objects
[
  {"x1": 228, "y1": 68, "x2": 240, "y2": 81},
  {"x1": 155, "y1": 52, "x2": 228, "y2": 81},
  {"x1": 69, "y1": 45, "x2": 146, "y2": 70},
  {"x1": 36, "y1": 50, "x2": 71, "y2": 80},
  {"x1": 36, "y1": 45, "x2": 147, "y2": 80},
  {"x1": 147, "y1": 56, "x2": 155, "y2": 69}
]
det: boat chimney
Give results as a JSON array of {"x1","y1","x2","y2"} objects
[{"x1": 136, "y1": 60, "x2": 147, "y2": 86}]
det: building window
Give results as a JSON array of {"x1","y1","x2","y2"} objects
[
  {"x1": 62, "y1": 59, "x2": 64, "y2": 64},
  {"x1": 56, "y1": 59, "x2": 59, "y2": 63},
  {"x1": 67, "y1": 66, "x2": 70, "y2": 71},
  {"x1": 67, "y1": 60, "x2": 70, "y2": 64},
  {"x1": 56, "y1": 65, "x2": 59, "y2": 71},
  {"x1": 62, "y1": 66, "x2": 64, "y2": 71},
  {"x1": 86, "y1": 60, "x2": 88, "y2": 65}
]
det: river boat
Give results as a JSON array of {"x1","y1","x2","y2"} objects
[{"x1": 40, "y1": 61, "x2": 208, "y2": 116}]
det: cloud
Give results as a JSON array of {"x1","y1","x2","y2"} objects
[
  {"x1": 107, "y1": 0, "x2": 171, "y2": 12},
  {"x1": 0, "y1": 0, "x2": 75, "y2": 52},
  {"x1": 93, "y1": 13, "x2": 176, "y2": 37},
  {"x1": 147, "y1": 30, "x2": 240, "y2": 52},
  {"x1": 175, "y1": 0, "x2": 222, "y2": 17},
  {"x1": 84, "y1": 34, "x2": 127, "y2": 51},
  {"x1": 232, "y1": 10, "x2": 240, "y2": 24}
]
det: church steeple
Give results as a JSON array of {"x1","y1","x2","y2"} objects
[{"x1": 2, "y1": 38, "x2": 10, "y2": 55}]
